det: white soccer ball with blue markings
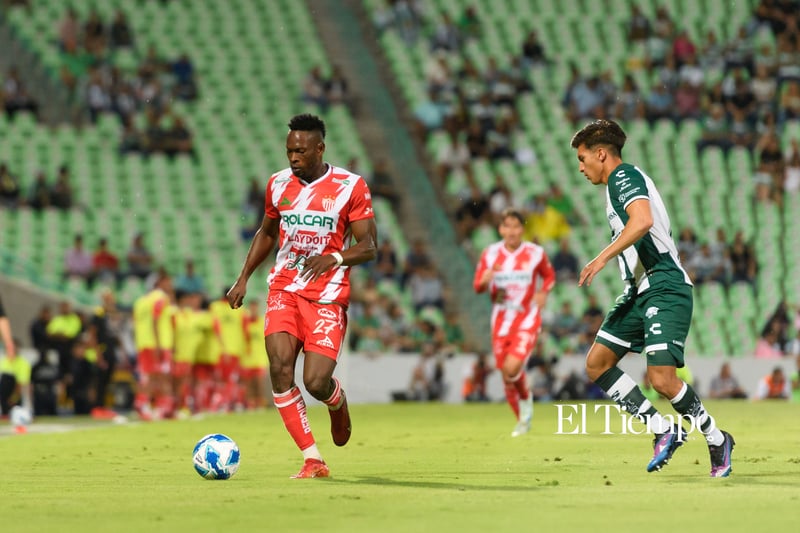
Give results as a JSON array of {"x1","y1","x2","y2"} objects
[
  {"x1": 10, "y1": 406, "x2": 32, "y2": 427},
  {"x1": 192, "y1": 433, "x2": 240, "y2": 480}
]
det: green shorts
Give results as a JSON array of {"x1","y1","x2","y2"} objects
[{"x1": 595, "y1": 282, "x2": 693, "y2": 367}]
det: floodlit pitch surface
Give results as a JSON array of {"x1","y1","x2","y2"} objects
[{"x1": 2, "y1": 401, "x2": 797, "y2": 532}]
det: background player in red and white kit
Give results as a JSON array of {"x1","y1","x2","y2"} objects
[
  {"x1": 473, "y1": 208, "x2": 555, "y2": 437},
  {"x1": 227, "y1": 113, "x2": 377, "y2": 479}
]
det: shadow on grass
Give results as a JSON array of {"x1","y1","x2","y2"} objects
[{"x1": 327, "y1": 475, "x2": 551, "y2": 492}]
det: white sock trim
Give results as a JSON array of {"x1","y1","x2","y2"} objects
[
  {"x1": 670, "y1": 382, "x2": 688, "y2": 404},
  {"x1": 606, "y1": 372, "x2": 637, "y2": 401}
]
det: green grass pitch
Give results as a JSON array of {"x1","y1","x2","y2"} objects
[{"x1": 2, "y1": 401, "x2": 798, "y2": 532}]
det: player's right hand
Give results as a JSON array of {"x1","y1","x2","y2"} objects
[{"x1": 227, "y1": 281, "x2": 246, "y2": 309}]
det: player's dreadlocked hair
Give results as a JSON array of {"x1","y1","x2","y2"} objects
[
  {"x1": 288, "y1": 113, "x2": 326, "y2": 139},
  {"x1": 570, "y1": 119, "x2": 627, "y2": 157}
]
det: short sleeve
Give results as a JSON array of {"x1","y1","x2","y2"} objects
[
  {"x1": 264, "y1": 177, "x2": 280, "y2": 220},
  {"x1": 348, "y1": 178, "x2": 374, "y2": 222},
  {"x1": 608, "y1": 166, "x2": 648, "y2": 212}
]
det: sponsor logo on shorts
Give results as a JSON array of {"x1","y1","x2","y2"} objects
[
  {"x1": 268, "y1": 293, "x2": 287, "y2": 312},
  {"x1": 672, "y1": 339, "x2": 684, "y2": 347},
  {"x1": 317, "y1": 335, "x2": 335, "y2": 349},
  {"x1": 317, "y1": 307, "x2": 339, "y2": 320}
]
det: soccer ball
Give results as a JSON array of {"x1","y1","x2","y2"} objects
[
  {"x1": 10, "y1": 406, "x2": 32, "y2": 427},
  {"x1": 192, "y1": 433, "x2": 241, "y2": 480}
]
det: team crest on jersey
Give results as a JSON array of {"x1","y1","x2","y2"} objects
[
  {"x1": 322, "y1": 195, "x2": 336, "y2": 211},
  {"x1": 645, "y1": 306, "x2": 659, "y2": 318}
]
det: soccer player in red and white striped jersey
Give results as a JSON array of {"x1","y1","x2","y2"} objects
[
  {"x1": 474, "y1": 208, "x2": 555, "y2": 437},
  {"x1": 227, "y1": 114, "x2": 377, "y2": 478}
]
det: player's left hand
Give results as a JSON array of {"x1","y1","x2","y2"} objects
[
  {"x1": 579, "y1": 256, "x2": 607, "y2": 287},
  {"x1": 301, "y1": 254, "x2": 339, "y2": 283}
]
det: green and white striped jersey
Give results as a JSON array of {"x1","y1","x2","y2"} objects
[{"x1": 605, "y1": 163, "x2": 692, "y2": 293}]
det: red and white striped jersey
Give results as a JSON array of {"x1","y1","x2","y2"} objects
[
  {"x1": 264, "y1": 164, "x2": 374, "y2": 306},
  {"x1": 473, "y1": 240, "x2": 556, "y2": 338}
]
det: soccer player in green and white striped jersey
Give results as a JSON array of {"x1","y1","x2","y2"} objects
[{"x1": 570, "y1": 119, "x2": 734, "y2": 477}]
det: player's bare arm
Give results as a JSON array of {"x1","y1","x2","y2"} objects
[
  {"x1": 301, "y1": 217, "x2": 378, "y2": 283},
  {"x1": 228, "y1": 214, "x2": 280, "y2": 309},
  {"x1": 579, "y1": 198, "x2": 653, "y2": 287}
]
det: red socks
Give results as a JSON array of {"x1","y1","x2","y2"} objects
[
  {"x1": 323, "y1": 377, "x2": 343, "y2": 409},
  {"x1": 274, "y1": 387, "x2": 316, "y2": 451}
]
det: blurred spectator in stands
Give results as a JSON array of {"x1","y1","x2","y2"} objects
[
  {"x1": 430, "y1": 10, "x2": 461, "y2": 52},
  {"x1": 566, "y1": 75, "x2": 605, "y2": 124},
  {"x1": 672, "y1": 28, "x2": 697, "y2": 68},
  {"x1": 523, "y1": 194, "x2": 571, "y2": 245},
  {"x1": 373, "y1": 239, "x2": 399, "y2": 282},
  {"x1": 126, "y1": 232, "x2": 154, "y2": 280},
  {"x1": 626, "y1": 4, "x2": 651, "y2": 43},
  {"x1": 2, "y1": 66, "x2": 38, "y2": 119},
  {"x1": 550, "y1": 301, "x2": 581, "y2": 345},
  {"x1": 486, "y1": 116, "x2": 515, "y2": 161},
  {"x1": 82, "y1": 11, "x2": 106, "y2": 58},
  {"x1": 755, "y1": 366, "x2": 790, "y2": 399},
  {"x1": 756, "y1": 321, "x2": 785, "y2": 358},
  {"x1": 373, "y1": 0, "x2": 424, "y2": 44},
  {"x1": 727, "y1": 74, "x2": 758, "y2": 123},
  {"x1": 764, "y1": 299, "x2": 792, "y2": 344},
  {"x1": 425, "y1": 51, "x2": 455, "y2": 99},
  {"x1": 547, "y1": 183, "x2": 582, "y2": 226},
  {"x1": 528, "y1": 347, "x2": 556, "y2": 401},
  {"x1": 675, "y1": 232, "x2": 698, "y2": 274},
  {"x1": 581, "y1": 294, "x2": 604, "y2": 336},
  {"x1": 709, "y1": 227, "x2": 729, "y2": 264},
  {"x1": 174, "y1": 259, "x2": 205, "y2": 295},
  {"x1": 787, "y1": 331, "x2": 800, "y2": 358},
  {"x1": 57, "y1": 7, "x2": 80, "y2": 52},
  {"x1": 752, "y1": 63, "x2": 778, "y2": 114},
  {"x1": 369, "y1": 158, "x2": 401, "y2": 209},
  {"x1": 109, "y1": 9, "x2": 134, "y2": 49},
  {"x1": 521, "y1": 29, "x2": 546, "y2": 67},
  {"x1": 456, "y1": 5, "x2": 481, "y2": 41},
  {"x1": 674, "y1": 79, "x2": 702, "y2": 122},
  {"x1": 412, "y1": 87, "x2": 449, "y2": 142},
  {"x1": 381, "y1": 301, "x2": 411, "y2": 351},
  {"x1": 462, "y1": 351, "x2": 492, "y2": 402},
  {"x1": 486, "y1": 173, "x2": 520, "y2": 225},
  {"x1": 754, "y1": 130, "x2": 785, "y2": 203},
  {"x1": 408, "y1": 264, "x2": 446, "y2": 313},
  {"x1": 142, "y1": 108, "x2": 166, "y2": 156},
  {"x1": 89, "y1": 289, "x2": 122, "y2": 412},
  {"x1": 455, "y1": 182, "x2": 490, "y2": 241},
  {"x1": 164, "y1": 116, "x2": 195, "y2": 160},
  {"x1": 728, "y1": 230, "x2": 758, "y2": 285},
  {"x1": 324, "y1": 64, "x2": 348, "y2": 108},
  {"x1": 776, "y1": 33, "x2": 800, "y2": 86},
  {"x1": 785, "y1": 138, "x2": 800, "y2": 194},
  {"x1": 402, "y1": 239, "x2": 433, "y2": 287},
  {"x1": 31, "y1": 346, "x2": 58, "y2": 416},
  {"x1": 27, "y1": 170, "x2": 51, "y2": 210},
  {"x1": 0, "y1": 162, "x2": 21, "y2": 208},
  {"x1": 118, "y1": 117, "x2": 143, "y2": 156},
  {"x1": 443, "y1": 311, "x2": 465, "y2": 352},
  {"x1": 699, "y1": 30, "x2": 726, "y2": 78},
  {"x1": 351, "y1": 302, "x2": 384, "y2": 354},
  {"x1": 708, "y1": 362, "x2": 748, "y2": 399},
  {"x1": 301, "y1": 65, "x2": 328, "y2": 111},
  {"x1": 613, "y1": 74, "x2": 646, "y2": 122},
  {"x1": 723, "y1": 25, "x2": 754, "y2": 75},
  {"x1": 171, "y1": 53, "x2": 198, "y2": 101},
  {"x1": 695, "y1": 103, "x2": 733, "y2": 154},
  {"x1": 86, "y1": 68, "x2": 112, "y2": 124},
  {"x1": 71, "y1": 324, "x2": 99, "y2": 415},
  {"x1": 92, "y1": 238, "x2": 121, "y2": 288},
  {"x1": 408, "y1": 342, "x2": 446, "y2": 401},
  {"x1": 778, "y1": 80, "x2": 800, "y2": 125},
  {"x1": 63, "y1": 234, "x2": 93, "y2": 284},
  {"x1": 644, "y1": 82, "x2": 674, "y2": 124},
  {"x1": 687, "y1": 242, "x2": 729, "y2": 285},
  {"x1": 29, "y1": 305, "x2": 52, "y2": 365},
  {"x1": 435, "y1": 128, "x2": 472, "y2": 187},
  {"x1": 50, "y1": 164, "x2": 73, "y2": 209},
  {"x1": 551, "y1": 238, "x2": 580, "y2": 282}
]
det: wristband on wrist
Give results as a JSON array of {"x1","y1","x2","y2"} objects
[{"x1": 331, "y1": 252, "x2": 344, "y2": 266}]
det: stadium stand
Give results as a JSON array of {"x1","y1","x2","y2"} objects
[
  {"x1": 362, "y1": 0, "x2": 800, "y2": 356},
  {"x1": 0, "y1": 0, "x2": 411, "y2": 321}
]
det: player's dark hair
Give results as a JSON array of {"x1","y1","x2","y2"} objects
[
  {"x1": 500, "y1": 207, "x2": 525, "y2": 225},
  {"x1": 288, "y1": 113, "x2": 326, "y2": 139},
  {"x1": 570, "y1": 119, "x2": 627, "y2": 157}
]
